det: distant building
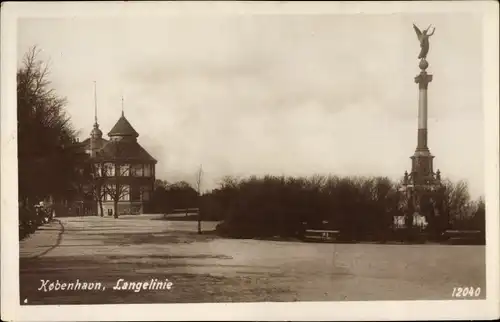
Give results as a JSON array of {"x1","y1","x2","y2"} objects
[{"x1": 77, "y1": 111, "x2": 157, "y2": 216}]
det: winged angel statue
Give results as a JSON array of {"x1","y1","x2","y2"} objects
[{"x1": 413, "y1": 24, "x2": 435, "y2": 59}]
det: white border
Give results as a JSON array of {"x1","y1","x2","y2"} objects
[{"x1": 1, "y1": 1, "x2": 499, "y2": 321}]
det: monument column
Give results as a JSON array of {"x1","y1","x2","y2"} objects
[
  {"x1": 415, "y1": 59, "x2": 432, "y2": 152},
  {"x1": 399, "y1": 24, "x2": 447, "y2": 240},
  {"x1": 411, "y1": 59, "x2": 435, "y2": 185}
]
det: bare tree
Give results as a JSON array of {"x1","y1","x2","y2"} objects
[
  {"x1": 90, "y1": 162, "x2": 105, "y2": 216},
  {"x1": 442, "y1": 179, "x2": 471, "y2": 225},
  {"x1": 196, "y1": 165, "x2": 203, "y2": 234},
  {"x1": 17, "y1": 45, "x2": 77, "y2": 208},
  {"x1": 101, "y1": 162, "x2": 131, "y2": 218}
]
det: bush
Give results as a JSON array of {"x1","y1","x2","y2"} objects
[
  {"x1": 203, "y1": 174, "x2": 484, "y2": 243},
  {"x1": 19, "y1": 205, "x2": 54, "y2": 240}
]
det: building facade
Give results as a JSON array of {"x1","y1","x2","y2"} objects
[{"x1": 80, "y1": 112, "x2": 157, "y2": 216}]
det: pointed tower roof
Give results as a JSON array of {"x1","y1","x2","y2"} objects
[
  {"x1": 108, "y1": 113, "x2": 139, "y2": 138},
  {"x1": 99, "y1": 111, "x2": 156, "y2": 163}
]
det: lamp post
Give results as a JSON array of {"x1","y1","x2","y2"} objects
[{"x1": 196, "y1": 165, "x2": 203, "y2": 235}]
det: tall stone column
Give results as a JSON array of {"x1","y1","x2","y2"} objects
[
  {"x1": 399, "y1": 24, "x2": 448, "y2": 241},
  {"x1": 415, "y1": 59, "x2": 432, "y2": 152},
  {"x1": 411, "y1": 58, "x2": 435, "y2": 185}
]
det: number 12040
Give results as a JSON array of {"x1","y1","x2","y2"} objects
[{"x1": 452, "y1": 287, "x2": 481, "y2": 298}]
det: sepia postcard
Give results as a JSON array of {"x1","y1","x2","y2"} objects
[{"x1": 1, "y1": 1, "x2": 499, "y2": 321}]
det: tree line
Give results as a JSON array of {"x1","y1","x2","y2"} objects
[
  {"x1": 149, "y1": 179, "x2": 199, "y2": 213},
  {"x1": 150, "y1": 175, "x2": 485, "y2": 243}
]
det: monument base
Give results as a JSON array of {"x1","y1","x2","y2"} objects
[{"x1": 398, "y1": 180, "x2": 447, "y2": 241}]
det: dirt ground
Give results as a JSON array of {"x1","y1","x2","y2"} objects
[{"x1": 19, "y1": 214, "x2": 486, "y2": 304}]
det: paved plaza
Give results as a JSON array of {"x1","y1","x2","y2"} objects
[{"x1": 20, "y1": 215, "x2": 486, "y2": 304}]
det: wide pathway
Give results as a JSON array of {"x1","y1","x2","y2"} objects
[{"x1": 20, "y1": 215, "x2": 486, "y2": 304}]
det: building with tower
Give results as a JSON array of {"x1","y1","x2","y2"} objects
[{"x1": 74, "y1": 91, "x2": 157, "y2": 217}]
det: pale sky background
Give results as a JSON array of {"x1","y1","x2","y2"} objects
[{"x1": 17, "y1": 13, "x2": 484, "y2": 197}]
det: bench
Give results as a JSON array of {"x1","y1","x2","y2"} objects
[
  {"x1": 442, "y1": 230, "x2": 484, "y2": 245},
  {"x1": 303, "y1": 229, "x2": 340, "y2": 242},
  {"x1": 163, "y1": 208, "x2": 200, "y2": 218}
]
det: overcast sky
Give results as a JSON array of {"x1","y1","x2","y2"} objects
[{"x1": 17, "y1": 12, "x2": 484, "y2": 197}]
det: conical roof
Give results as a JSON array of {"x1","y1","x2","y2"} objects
[{"x1": 108, "y1": 113, "x2": 139, "y2": 137}]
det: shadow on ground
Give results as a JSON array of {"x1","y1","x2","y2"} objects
[
  {"x1": 98, "y1": 231, "x2": 219, "y2": 246},
  {"x1": 20, "y1": 255, "x2": 295, "y2": 304}
]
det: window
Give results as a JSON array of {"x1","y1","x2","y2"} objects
[
  {"x1": 131, "y1": 164, "x2": 143, "y2": 177},
  {"x1": 120, "y1": 164, "x2": 130, "y2": 176},
  {"x1": 130, "y1": 187, "x2": 141, "y2": 201},
  {"x1": 120, "y1": 185, "x2": 130, "y2": 201},
  {"x1": 141, "y1": 186, "x2": 151, "y2": 201},
  {"x1": 104, "y1": 185, "x2": 113, "y2": 201},
  {"x1": 94, "y1": 163, "x2": 102, "y2": 177},
  {"x1": 143, "y1": 164, "x2": 151, "y2": 177},
  {"x1": 104, "y1": 163, "x2": 115, "y2": 176}
]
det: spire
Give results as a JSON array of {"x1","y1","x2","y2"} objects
[
  {"x1": 90, "y1": 81, "x2": 103, "y2": 140},
  {"x1": 108, "y1": 93, "x2": 138, "y2": 140},
  {"x1": 93, "y1": 81, "x2": 98, "y2": 125}
]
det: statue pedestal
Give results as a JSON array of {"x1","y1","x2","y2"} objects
[{"x1": 399, "y1": 177, "x2": 447, "y2": 241}]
